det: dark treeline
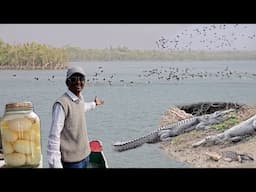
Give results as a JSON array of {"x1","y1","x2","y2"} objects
[
  {"x1": 65, "y1": 45, "x2": 256, "y2": 61},
  {"x1": 1, "y1": 39, "x2": 256, "y2": 70}
]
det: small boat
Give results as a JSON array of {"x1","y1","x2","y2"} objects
[{"x1": 88, "y1": 140, "x2": 108, "y2": 168}]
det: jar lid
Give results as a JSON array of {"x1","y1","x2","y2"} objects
[{"x1": 5, "y1": 101, "x2": 33, "y2": 110}]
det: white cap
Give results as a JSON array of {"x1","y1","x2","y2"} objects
[{"x1": 66, "y1": 66, "x2": 85, "y2": 79}]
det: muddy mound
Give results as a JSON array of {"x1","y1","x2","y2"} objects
[
  {"x1": 177, "y1": 102, "x2": 242, "y2": 116},
  {"x1": 159, "y1": 102, "x2": 256, "y2": 168}
]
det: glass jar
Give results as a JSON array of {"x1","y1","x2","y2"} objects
[{"x1": 0, "y1": 102, "x2": 41, "y2": 168}]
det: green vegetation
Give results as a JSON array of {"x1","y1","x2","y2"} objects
[
  {"x1": 211, "y1": 115, "x2": 240, "y2": 131},
  {"x1": 1, "y1": 39, "x2": 256, "y2": 70},
  {"x1": 0, "y1": 39, "x2": 68, "y2": 70}
]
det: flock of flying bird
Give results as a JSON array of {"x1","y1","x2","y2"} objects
[
  {"x1": 156, "y1": 24, "x2": 256, "y2": 51},
  {"x1": 11, "y1": 24, "x2": 256, "y2": 85},
  {"x1": 80, "y1": 24, "x2": 256, "y2": 86}
]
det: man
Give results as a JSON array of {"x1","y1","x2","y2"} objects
[{"x1": 47, "y1": 66, "x2": 104, "y2": 168}]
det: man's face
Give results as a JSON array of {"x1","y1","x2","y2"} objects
[{"x1": 67, "y1": 73, "x2": 85, "y2": 96}]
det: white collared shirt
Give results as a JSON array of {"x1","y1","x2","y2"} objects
[{"x1": 47, "y1": 90, "x2": 96, "y2": 168}]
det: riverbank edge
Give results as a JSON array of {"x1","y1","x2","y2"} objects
[{"x1": 158, "y1": 105, "x2": 256, "y2": 168}]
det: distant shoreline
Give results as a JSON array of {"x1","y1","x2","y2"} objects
[
  {"x1": 1, "y1": 56, "x2": 256, "y2": 70},
  {"x1": 1, "y1": 38, "x2": 256, "y2": 70}
]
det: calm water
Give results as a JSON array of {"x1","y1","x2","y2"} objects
[{"x1": 1, "y1": 60, "x2": 256, "y2": 168}]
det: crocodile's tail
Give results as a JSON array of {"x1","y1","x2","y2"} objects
[
  {"x1": 239, "y1": 153, "x2": 254, "y2": 161},
  {"x1": 112, "y1": 140, "x2": 144, "y2": 152},
  {"x1": 112, "y1": 132, "x2": 159, "y2": 152}
]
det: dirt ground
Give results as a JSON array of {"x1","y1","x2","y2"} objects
[{"x1": 158, "y1": 105, "x2": 256, "y2": 168}]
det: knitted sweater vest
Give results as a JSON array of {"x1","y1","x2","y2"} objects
[{"x1": 56, "y1": 93, "x2": 91, "y2": 162}]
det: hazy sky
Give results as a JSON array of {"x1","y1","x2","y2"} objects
[
  {"x1": 0, "y1": 24, "x2": 188, "y2": 49},
  {"x1": 0, "y1": 24, "x2": 256, "y2": 51}
]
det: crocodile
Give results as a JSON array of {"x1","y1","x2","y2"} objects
[
  {"x1": 205, "y1": 151, "x2": 254, "y2": 163},
  {"x1": 113, "y1": 108, "x2": 235, "y2": 152},
  {"x1": 192, "y1": 113, "x2": 256, "y2": 147}
]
